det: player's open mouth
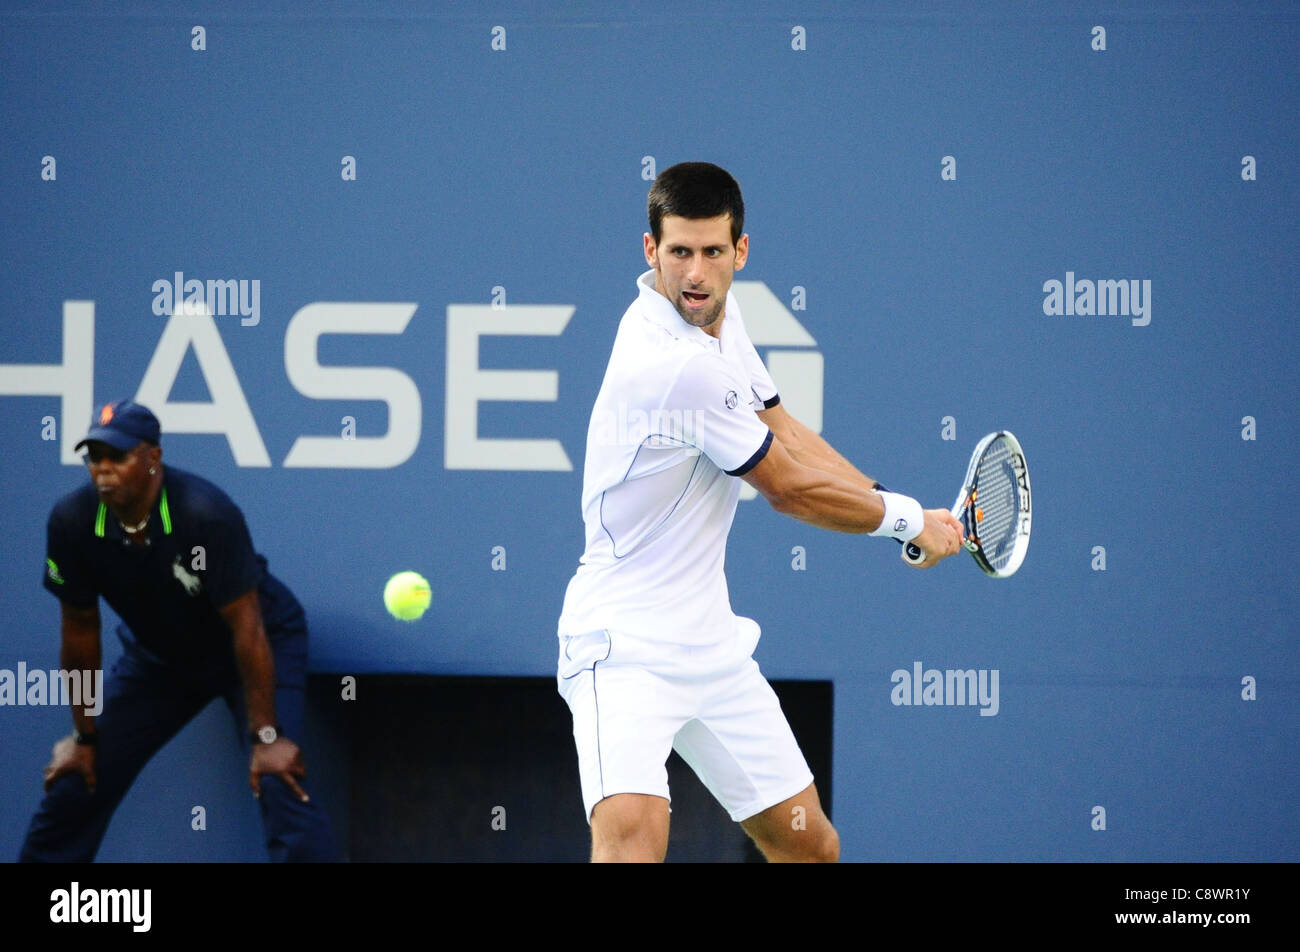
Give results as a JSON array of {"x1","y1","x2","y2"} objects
[{"x1": 682, "y1": 291, "x2": 709, "y2": 308}]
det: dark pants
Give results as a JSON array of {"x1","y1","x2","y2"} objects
[{"x1": 18, "y1": 622, "x2": 338, "y2": 862}]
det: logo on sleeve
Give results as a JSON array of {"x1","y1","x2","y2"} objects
[
  {"x1": 724, "y1": 390, "x2": 739, "y2": 409},
  {"x1": 171, "y1": 556, "x2": 202, "y2": 596}
]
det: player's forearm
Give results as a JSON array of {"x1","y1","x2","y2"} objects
[
  {"x1": 232, "y1": 625, "x2": 276, "y2": 732},
  {"x1": 770, "y1": 467, "x2": 887, "y2": 533},
  {"x1": 59, "y1": 610, "x2": 101, "y2": 735},
  {"x1": 223, "y1": 594, "x2": 277, "y2": 732}
]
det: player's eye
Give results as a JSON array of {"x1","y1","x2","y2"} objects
[{"x1": 84, "y1": 447, "x2": 126, "y2": 464}]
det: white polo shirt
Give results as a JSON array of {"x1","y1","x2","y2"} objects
[{"x1": 557, "y1": 269, "x2": 779, "y2": 646}]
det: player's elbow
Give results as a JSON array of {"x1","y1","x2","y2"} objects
[
  {"x1": 743, "y1": 468, "x2": 811, "y2": 520},
  {"x1": 741, "y1": 440, "x2": 814, "y2": 519},
  {"x1": 763, "y1": 485, "x2": 811, "y2": 520}
]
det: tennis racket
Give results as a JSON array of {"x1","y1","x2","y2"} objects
[{"x1": 902, "y1": 430, "x2": 1031, "y2": 577}]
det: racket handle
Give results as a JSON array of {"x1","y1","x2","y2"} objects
[{"x1": 879, "y1": 485, "x2": 928, "y2": 565}]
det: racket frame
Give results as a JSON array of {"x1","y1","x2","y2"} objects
[{"x1": 903, "y1": 429, "x2": 1031, "y2": 578}]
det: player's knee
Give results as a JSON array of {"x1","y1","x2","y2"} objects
[
  {"x1": 590, "y1": 795, "x2": 669, "y2": 862},
  {"x1": 759, "y1": 819, "x2": 838, "y2": 863},
  {"x1": 592, "y1": 828, "x2": 666, "y2": 863},
  {"x1": 811, "y1": 825, "x2": 840, "y2": 863},
  {"x1": 591, "y1": 818, "x2": 666, "y2": 862}
]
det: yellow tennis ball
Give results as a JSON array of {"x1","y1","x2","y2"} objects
[{"x1": 383, "y1": 571, "x2": 431, "y2": 621}]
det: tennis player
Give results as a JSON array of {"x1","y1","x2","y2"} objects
[{"x1": 556, "y1": 162, "x2": 963, "y2": 862}]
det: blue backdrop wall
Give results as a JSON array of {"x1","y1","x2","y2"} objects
[{"x1": 1, "y1": 0, "x2": 1296, "y2": 861}]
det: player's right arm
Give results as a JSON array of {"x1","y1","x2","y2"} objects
[
  {"x1": 43, "y1": 600, "x2": 101, "y2": 792},
  {"x1": 741, "y1": 435, "x2": 963, "y2": 566},
  {"x1": 60, "y1": 601, "x2": 101, "y2": 737},
  {"x1": 42, "y1": 502, "x2": 102, "y2": 791}
]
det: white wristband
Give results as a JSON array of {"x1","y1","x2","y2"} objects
[{"x1": 869, "y1": 491, "x2": 924, "y2": 543}]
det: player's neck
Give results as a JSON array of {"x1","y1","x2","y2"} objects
[{"x1": 109, "y1": 471, "x2": 164, "y2": 534}]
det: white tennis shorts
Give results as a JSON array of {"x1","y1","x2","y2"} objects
[{"x1": 556, "y1": 618, "x2": 815, "y2": 823}]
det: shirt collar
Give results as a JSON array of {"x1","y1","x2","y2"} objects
[
  {"x1": 636, "y1": 270, "x2": 721, "y2": 351},
  {"x1": 93, "y1": 482, "x2": 173, "y2": 543}
]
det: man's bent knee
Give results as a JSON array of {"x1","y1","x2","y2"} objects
[
  {"x1": 590, "y1": 793, "x2": 669, "y2": 863},
  {"x1": 741, "y1": 783, "x2": 839, "y2": 863},
  {"x1": 808, "y1": 825, "x2": 840, "y2": 863}
]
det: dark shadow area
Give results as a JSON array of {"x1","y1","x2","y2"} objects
[{"x1": 307, "y1": 674, "x2": 832, "y2": 862}]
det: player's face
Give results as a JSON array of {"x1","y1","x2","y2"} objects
[
  {"x1": 83, "y1": 440, "x2": 159, "y2": 511},
  {"x1": 644, "y1": 214, "x2": 749, "y2": 337}
]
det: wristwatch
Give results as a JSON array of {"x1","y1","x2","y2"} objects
[
  {"x1": 73, "y1": 728, "x2": 98, "y2": 747},
  {"x1": 251, "y1": 725, "x2": 280, "y2": 745}
]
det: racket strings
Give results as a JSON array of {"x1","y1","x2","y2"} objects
[{"x1": 972, "y1": 440, "x2": 1019, "y2": 570}]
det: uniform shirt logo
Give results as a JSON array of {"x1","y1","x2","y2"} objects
[
  {"x1": 171, "y1": 556, "x2": 202, "y2": 596},
  {"x1": 724, "y1": 390, "x2": 739, "y2": 409}
]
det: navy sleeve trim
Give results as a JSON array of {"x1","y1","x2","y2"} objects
[
  {"x1": 762, "y1": 394, "x2": 781, "y2": 409},
  {"x1": 726, "y1": 430, "x2": 774, "y2": 477}
]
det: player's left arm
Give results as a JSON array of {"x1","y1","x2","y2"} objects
[
  {"x1": 758, "y1": 402, "x2": 882, "y2": 495},
  {"x1": 221, "y1": 590, "x2": 308, "y2": 802}
]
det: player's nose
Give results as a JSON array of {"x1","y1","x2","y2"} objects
[{"x1": 686, "y1": 254, "x2": 707, "y2": 283}]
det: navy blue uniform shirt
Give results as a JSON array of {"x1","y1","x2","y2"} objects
[{"x1": 42, "y1": 467, "x2": 303, "y2": 664}]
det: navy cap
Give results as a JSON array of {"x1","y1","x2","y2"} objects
[{"x1": 75, "y1": 401, "x2": 161, "y2": 453}]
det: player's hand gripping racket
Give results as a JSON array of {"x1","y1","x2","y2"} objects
[{"x1": 903, "y1": 430, "x2": 1032, "y2": 577}]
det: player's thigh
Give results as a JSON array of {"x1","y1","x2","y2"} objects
[
  {"x1": 92, "y1": 645, "x2": 212, "y2": 786},
  {"x1": 672, "y1": 659, "x2": 814, "y2": 823},
  {"x1": 558, "y1": 631, "x2": 692, "y2": 820}
]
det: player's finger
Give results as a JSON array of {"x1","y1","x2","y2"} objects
[
  {"x1": 249, "y1": 769, "x2": 262, "y2": 799},
  {"x1": 281, "y1": 771, "x2": 310, "y2": 803},
  {"x1": 43, "y1": 762, "x2": 67, "y2": 791},
  {"x1": 944, "y1": 511, "x2": 965, "y2": 544}
]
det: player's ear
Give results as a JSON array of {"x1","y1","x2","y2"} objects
[
  {"x1": 643, "y1": 232, "x2": 658, "y2": 267},
  {"x1": 733, "y1": 233, "x2": 749, "y2": 271}
]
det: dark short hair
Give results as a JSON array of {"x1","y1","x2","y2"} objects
[{"x1": 647, "y1": 162, "x2": 745, "y2": 246}]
